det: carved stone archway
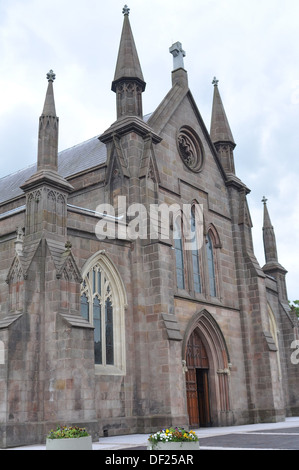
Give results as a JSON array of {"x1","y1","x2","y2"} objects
[{"x1": 183, "y1": 309, "x2": 232, "y2": 427}]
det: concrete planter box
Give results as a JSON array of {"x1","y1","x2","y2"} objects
[
  {"x1": 147, "y1": 441, "x2": 200, "y2": 451},
  {"x1": 46, "y1": 435, "x2": 92, "y2": 451}
]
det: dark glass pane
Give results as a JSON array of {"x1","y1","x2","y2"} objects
[
  {"x1": 176, "y1": 245, "x2": 185, "y2": 289},
  {"x1": 92, "y1": 269, "x2": 96, "y2": 293},
  {"x1": 174, "y1": 222, "x2": 185, "y2": 289},
  {"x1": 105, "y1": 298, "x2": 114, "y2": 365},
  {"x1": 192, "y1": 252, "x2": 201, "y2": 293},
  {"x1": 206, "y1": 234, "x2": 216, "y2": 297},
  {"x1": 80, "y1": 293, "x2": 89, "y2": 321},
  {"x1": 176, "y1": 247, "x2": 184, "y2": 269},
  {"x1": 176, "y1": 269, "x2": 185, "y2": 290},
  {"x1": 93, "y1": 297, "x2": 102, "y2": 364},
  {"x1": 97, "y1": 270, "x2": 101, "y2": 295},
  {"x1": 190, "y1": 207, "x2": 196, "y2": 246},
  {"x1": 191, "y1": 207, "x2": 201, "y2": 293}
]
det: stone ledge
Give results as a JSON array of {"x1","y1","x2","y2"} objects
[
  {"x1": 161, "y1": 313, "x2": 182, "y2": 341},
  {"x1": 58, "y1": 312, "x2": 94, "y2": 329},
  {"x1": 0, "y1": 313, "x2": 23, "y2": 330}
]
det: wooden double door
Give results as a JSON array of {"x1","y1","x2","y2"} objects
[{"x1": 186, "y1": 330, "x2": 211, "y2": 427}]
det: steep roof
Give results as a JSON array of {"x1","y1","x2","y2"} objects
[
  {"x1": 0, "y1": 111, "x2": 154, "y2": 206},
  {"x1": 0, "y1": 136, "x2": 107, "y2": 205}
]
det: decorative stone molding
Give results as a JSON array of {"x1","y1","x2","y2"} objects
[
  {"x1": 217, "y1": 368, "x2": 231, "y2": 376},
  {"x1": 177, "y1": 126, "x2": 204, "y2": 173}
]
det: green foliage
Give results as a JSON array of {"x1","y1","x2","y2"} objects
[
  {"x1": 289, "y1": 300, "x2": 299, "y2": 318},
  {"x1": 47, "y1": 426, "x2": 89, "y2": 440}
]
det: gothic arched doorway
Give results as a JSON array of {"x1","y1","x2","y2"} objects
[
  {"x1": 186, "y1": 330, "x2": 211, "y2": 427},
  {"x1": 183, "y1": 310, "x2": 231, "y2": 428}
]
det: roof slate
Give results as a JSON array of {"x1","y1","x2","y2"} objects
[{"x1": 0, "y1": 136, "x2": 107, "y2": 205}]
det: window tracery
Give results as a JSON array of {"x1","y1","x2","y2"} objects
[{"x1": 80, "y1": 252, "x2": 126, "y2": 375}]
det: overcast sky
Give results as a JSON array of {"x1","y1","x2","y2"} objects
[{"x1": 0, "y1": 0, "x2": 298, "y2": 301}]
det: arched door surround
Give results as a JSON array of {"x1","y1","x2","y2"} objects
[{"x1": 182, "y1": 309, "x2": 231, "y2": 427}]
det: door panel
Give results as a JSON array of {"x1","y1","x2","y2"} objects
[
  {"x1": 186, "y1": 330, "x2": 211, "y2": 427},
  {"x1": 186, "y1": 368, "x2": 199, "y2": 427},
  {"x1": 197, "y1": 369, "x2": 211, "y2": 427}
]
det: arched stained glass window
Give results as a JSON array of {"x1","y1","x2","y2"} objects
[
  {"x1": 93, "y1": 296, "x2": 102, "y2": 365},
  {"x1": 80, "y1": 253, "x2": 126, "y2": 374},
  {"x1": 174, "y1": 217, "x2": 185, "y2": 289},
  {"x1": 206, "y1": 233, "x2": 216, "y2": 297},
  {"x1": 191, "y1": 206, "x2": 201, "y2": 293},
  {"x1": 105, "y1": 297, "x2": 114, "y2": 365}
]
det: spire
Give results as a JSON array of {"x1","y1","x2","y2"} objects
[
  {"x1": 262, "y1": 197, "x2": 288, "y2": 301},
  {"x1": 21, "y1": 70, "x2": 73, "y2": 195},
  {"x1": 210, "y1": 78, "x2": 236, "y2": 173},
  {"x1": 262, "y1": 196, "x2": 278, "y2": 263},
  {"x1": 112, "y1": 5, "x2": 146, "y2": 119},
  {"x1": 20, "y1": 70, "x2": 73, "y2": 239},
  {"x1": 37, "y1": 70, "x2": 59, "y2": 172},
  {"x1": 210, "y1": 78, "x2": 235, "y2": 144}
]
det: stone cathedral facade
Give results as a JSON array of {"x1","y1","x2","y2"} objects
[{"x1": 0, "y1": 6, "x2": 298, "y2": 448}]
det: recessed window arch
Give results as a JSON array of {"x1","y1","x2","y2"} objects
[
  {"x1": 80, "y1": 250, "x2": 127, "y2": 375},
  {"x1": 190, "y1": 204, "x2": 203, "y2": 294},
  {"x1": 174, "y1": 213, "x2": 185, "y2": 290},
  {"x1": 205, "y1": 224, "x2": 221, "y2": 298},
  {"x1": 206, "y1": 231, "x2": 217, "y2": 297}
]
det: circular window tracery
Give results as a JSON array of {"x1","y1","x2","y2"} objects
[{"x1": 177, "y1": 126, "x2": 204, "y2": 173}]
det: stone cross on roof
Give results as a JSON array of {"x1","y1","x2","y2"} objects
[
  {"x1": 212, "y1": 76, "x2": 219, "y2": 86},
  {"x1": 169, "y1": 41, "x2": 186, "y2": 70},
  {"x1": 47, "y1": 70, "x2": 56, "y2": 82},
  {"x1": 262, "y1": 196, "x2": 268, "y2": 204},
  {"x1": 122, "y1": 4, "x2": 130, "y2": 15}
]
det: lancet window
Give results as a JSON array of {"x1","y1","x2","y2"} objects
[{"x1": 80, "y1": 253, "x2": 126, "y2": 375}]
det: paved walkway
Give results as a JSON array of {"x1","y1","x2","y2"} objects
[{"x1": 4, "y1": 417, "x2": 299, "y2": 450}]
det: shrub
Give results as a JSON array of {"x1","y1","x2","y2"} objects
[{"x1": 47, "y1": 426, "x2": 90, "y2": 440}]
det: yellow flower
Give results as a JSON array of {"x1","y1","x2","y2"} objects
[{"x1": 166, "y1": 429, "x2": 169, "y2": 433}]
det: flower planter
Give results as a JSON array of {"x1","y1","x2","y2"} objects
[
  {"x1": 147, "y1": 441, "x2": 200, "y2": 451},
  {"x1": 46, "y1": 435, "x2": 92, "y2": 451},
  {"x1": 148, "y1": 427, "x2": 200, "y2": 451}
]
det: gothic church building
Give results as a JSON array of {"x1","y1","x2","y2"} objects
[{"x1": 0, "y1": 7, "x2": 298, "y2": 448}]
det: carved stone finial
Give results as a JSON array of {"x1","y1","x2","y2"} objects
[
  {"x1": 169, "y1": 42, "x2": 186, "y2": 70},
  {"x1": 262, "y1": 196, "x2": 268, "y2": 205},
  {"x1": 212, "y1": 76, "x2": 219, "y2": 86},
  {"x1": 122, "y1": 4, "x2": 130, "y2": 15},
  {"x1": 65, "y1": 241, "x2": 72, "y2": 251},
  {"x1": 16, "y1": 227, "x2": 24, "y2": 242},
  {"x1": 47, "y1": 70, "x2": 56, "y2": 82},
  {"x1": 15, "y1": 227, "x2": 24, "y2": 256}
]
